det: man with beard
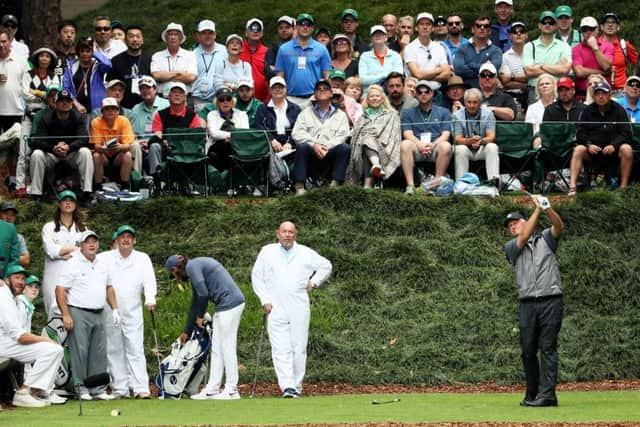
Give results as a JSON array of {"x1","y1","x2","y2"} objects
[
  {"x1": 385, "y1": 71, "x2": 418, "y2": 114},
  {"x1": 443, "y1": 14, "x2": 468, "y2": 59},
  {"x1": 107, "y1": 25, "x2": 152, "y2": 108}
]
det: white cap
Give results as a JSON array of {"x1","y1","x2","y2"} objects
[
  {"x1": 161, "y1": 23, "x2": 186, "y2": 44},
  {"x1": 166, "y1": 81, "x2": 187, "y2": 93},
  {"x1": 580, "y1": 16, "x2": 598, "y2": 28},
  {"x1": 197, "y1": 20, "x2": 216, "y2": 32},
  {"x1": 415, "y1": 80, "x2": 440, "y2": 91},
  {"x1": 238, "y1": 77, "x2": 253, "y2": 88},
  {"x1": 80, "y1": 230, "x2": 98, "y2": 242},
  {"x1": 100, "y1": 97, "x2": 119, "y2": 110},
  {"x1": 277, "y1": 16, "x2": 295, "y2": 26},
  {"x1": 225, "y1": 34, "x2": 243, "y2": 45},
  {"x1": 246, "y1": 18, "x2": 264, "y2": 32},
  {"x1": 105, "y1": 79, "x2": 125, "y2": 89},
  {"x1": 138, "y1": 75, "x2": 157, "y2": 88},
  {"x1": 416, "y1": 12, "x2": 434, "y2": 24},
  {"x1": 495, "y1": 0, "x2": 513, "y2": 5},
  {"x1": 370, "y1": 25, "x2": 387, "y2": 35},
  {"x1": 479, "y1": 62, "x2": 498, "y2": 75},
  {"x1": 269, "y1": 76, "x2": 287, "y2": 88}
]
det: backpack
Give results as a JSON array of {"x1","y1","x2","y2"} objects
[
  {"x1": 41, "y1": 317, "x2": 72, "y2": 389},
  {"x1": 268, "y1": 151, "x2": 292, "y2": 191},
  {"x1": 155, "y1": 325, "x2": 211, "y2": 399}
]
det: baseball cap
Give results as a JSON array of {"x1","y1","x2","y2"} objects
[
  {"x1": 0, "y1": 202, "x2": 17, "y2": 212},
  {"x1": 225, "y1": 33, "x2": 243, "y2": 45},
  {"x1": 246, "y1": 18, "x2": 263, "y2": 32},
  {"x1": 332, "y1": 33, "x2": 350, "y2": 44},
  {"x1": 415, "y1": 80, "x2": 440, "y2": 91},
  {"x1": 504, "y1": 211, "x2": 526, "y2": 228},
  {"x1": 216, "y1": 87, "x2": 233, "y2": 98},
  {"x1": 112, "y1": 231, "x2": 118, "y2": 241},
  {"x1": 510, "y1": 21, "x2": 527, "y2": 32},
  {"x1": 556, "y1": 77, "x2": 575, "y2": 89},
  {"x1": 100, "y1": 97, "x2": 119, "y2": 110},
  {"x1": 197, "y1": 19, "x2": 216, "y2": 32},
  {"x1": 554, "y1": 5, "x2": 572, "y2": 18},
  {"x1": 416, "y1": 12, "x2": 434, "y2": 24},
  {"x1": 370, "y1": 25, "x2": 387, "y2": 36},
  {"x1": 539, "y1": 11, "x2": 556, "y2": 22},
  {"x1": 601, "y1": 13, "x2": 620, "y2": 24},
  {"x1": 296, "y1": 13, "x2": 315, "y2": 25},
  {"x1": 479, "y1": 63, "x2": 498, "y2": 75},
  {"x1": 165, "y1": 254, "x2": 182, "y2": 277},
  {"x1": 106, "y1": 79, "x2": 126, "y2": 89},
  {"x1": 161, "y1": 22, "x2": 185, "y2": 44},
  {"x1": 1, "y1": 14, "x2": 18, "y2": 26},
  {"x1": 80, "y1": 229, "x2": 98, "y2": 242},
  {"x1": 237, "y1": 77, "x2": 253, "y2": 88},
  {"x1": 626, "y1": 75, "x2": 640, "y2": 85},
  {"x1": 269, "y1": 76, "x2": 287, "y2": 88},
  {"x1": 316, "y1": 27, "x2": 331, "y2": 37},
  {"x1": 4, "y1": 264, "x2": 27, "y2": 279},
  {"x1": 329, "y1": 69, "x2": 346, "y2": 80},
  {"x1": 434, "y1": 15, "x2": 447, "y2": 26},
  {"x1": 46, "y1": 85, "x2": 63, "y2": 95},
  {"x1": 55, "y1": 90, "x2": 73, "y2": 103},
  {"x1": 580, "y1": 17, "x2": 598, "y2": 28},
  {"x1": 138, "y1": 75, "x2": 157, "y2": 88},
  {"x1": 495, "y1": 0, "x2": 513, "y2": 4},
  {"x1": 167, "y1": 81, "x2": 187, "y2": 93},
  {"x1": 57, "y1": 189, "x2": 77, "y2": 202},
  {"x1": 277, "y1": 16, "x2": 295, "y2": 26},
  {"x1": 25, "y1": 275, "x2": 41, "y2": 286},
  {"x1": 592, "y1": 81, "x2": 611, "y2": 93},
  {"x1": 76, "y1": 37, "x2": 93, "y2": 51},
  {"x1": 115, "y1": 224, "x2": 136, "y2": 238},
  {"x1": 341, "y1": 9, "x2": 359, "y2": 20},
  {"x1": 314, "y1": 79, "x2": 331, "y2": 90}
]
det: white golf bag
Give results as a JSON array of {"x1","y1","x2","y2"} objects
[{"x1": 41, "y1": 317, "x2": 72, "y2": 390}]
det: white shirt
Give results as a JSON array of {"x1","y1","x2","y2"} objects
[
  {"x1": 10, "y1": 39, "x2": 29, "y2": 58},
  {"x1": 59, "y1": 251, "x2": 110, "y2": 310},
  {"x1": 101, "y1": 249, "x2": 157, "y2": 312},
  {"x1": 206, "y1": 108, "x2": 249, "y2": 141},
  {"x1": 150, "y1": 47, "x2": 198, "y2": 95},
  {"x1": 268, "y1": 99, "x2": 291, "y2": 135},
  {"x1": 0, "y1": 285, "x2": 27, "y2": 344},
  {"x1": 404, "y1": 38, "x2": 449, "y2": 78},
  {"x1": 500, "y1": 47, "x2": 524, "y2": 80},
  {"x1": 525, "y1": 100, "x2": 546, "y2": 134},
  {"x1": 0, "y1": 51, "x2": 30, "y2": 115},
  {"x1": 94, "y1": 39, "x2": 127, "y2": 59}
]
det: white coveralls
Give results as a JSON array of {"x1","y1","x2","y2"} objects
[
  {"x1": 101, "y1": 249, "x2": 157, "y2": 396},
  {"x1": 41, "y1": 221, "x2": 82, "y2": 318},
  {"x1": 251, "y1": 242, "x2": 332, "y2": 393},
  {"x1": 0, "y1": 285, "x2": 63, "y2": 392}
]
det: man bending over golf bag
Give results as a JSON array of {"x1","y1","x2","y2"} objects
[
  {"x1": 165, "y1": 254, "x2": 245, "y2": 400},
  {"x1": 251, "y1": 221, "x2": 332, "y2": 398}
]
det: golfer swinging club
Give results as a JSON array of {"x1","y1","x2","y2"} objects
[
  {"x1": 165, "y1": 254, "x2": 245, "y2": 400},
  {"x1": 504, "y1": 195, "x2": 564, "y2": 407},
  {"x1": 251, "y1": 221, "x2": 332, "y2": 398}
]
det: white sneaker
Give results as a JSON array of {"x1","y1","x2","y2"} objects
[
  {"x1": 43, "y1": 393, "x2": 67, "y2": 404},
  {"x1": 93, "y1": 393, "x2": 116, "y2": 400},
  {"x1": 12, "y1": 389, "x2": 47, "y2": 408},
  {"x1": 252, "y1": 187, "x2": 263, "y2": 197},
  {"x1": 190, "y1": 389, "x2": 220, "y2": 400},
  {"x1": 212, "y1": 389, "x2": 241, "y2": 400},
  {"x1": 79, "y1": 393, "x2": 92, "y2": 401}
]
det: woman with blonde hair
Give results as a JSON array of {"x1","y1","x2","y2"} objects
[
  {"x1": 525, "y1": 73, "x2": 556, "y2": 148},
  {"x1": 331, "y1": 34, "x2": 359, "y2": 78},
  {"x1": 346, "y1": 85, "x2": 401, "y2": 188},
  {"x1": 584, "y1": 74, "x2": 606, "y2": 105}
]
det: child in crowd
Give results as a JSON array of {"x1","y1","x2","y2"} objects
[{"x1": 344, "y1": 76, "x2": 363, "y2": 103}]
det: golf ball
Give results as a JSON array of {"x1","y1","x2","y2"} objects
[{"x1": 111, "y1": 409, "x2": 121, "y2": 417}]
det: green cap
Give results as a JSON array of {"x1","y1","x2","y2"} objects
[
  {"x1": 4, "y1": 264, "x2": 28, "y2": 279},
  {"x1": 539, "y1": 11, "x2": 556, "y2": 22},
  {"x1": 115, "y1": 224, "x2": 136, "y2": 238},
  {"x1": 111, "y1": 231, "x2": 118, "y2": 241},
  {"x1": 57, "y1": 190, "x2": 77, "y2": 202},
  {"x1": 341, "y1": 8, "x2": 359, "y2": 20},
  {"x1": 46, "y1": 85, "x2": 63, "y2": 95},
  {"x1": 25, "y1": 275, "x2": 41, "y2": 286},
  {"x1": 329, "y1": 69, "x2": 346, "y2": 80},
  {"x1": 296, "y1": 13, "x2": 315, "y2": 24},
  {"x1": 554, "y1": 5, "x2": 572, "y2": 18}
]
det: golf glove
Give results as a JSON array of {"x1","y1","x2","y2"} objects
[
  {"x1": 112, "y1": 309, "x2": 121, "y2": 325},
  {"x1": 537, "y1": 196, "x2": 551, "y2": 210}
]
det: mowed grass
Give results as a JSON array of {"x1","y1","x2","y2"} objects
[{"x1": 1, "y1": 391, "x2": 639, "y2": 427}]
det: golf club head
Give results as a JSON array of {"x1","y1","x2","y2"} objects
[{"x1": 371, "y1": 398, "x2": 400, "y2": 405}]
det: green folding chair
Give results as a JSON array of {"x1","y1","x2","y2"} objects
[
  {"x1": 229, "y1": 129, "x2": 271, "y2": 196},
  {"x1": 538, "y1": 122, "x2": 576, "y2": 194},
  {"x1": 165, "y1": 128, "x2": 209, "y2": 196},
  {"x1": 495, "y1": 121, "x2": 536, "y2": 191}
]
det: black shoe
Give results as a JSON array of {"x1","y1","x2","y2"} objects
[
  {"x1": 78, "y1": 192, "x2": 95, "y2": 208},
  {"x1": 524, "y1": 397, "x2": 558, "y2": 407}
]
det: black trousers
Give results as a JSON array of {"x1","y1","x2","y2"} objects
[
  {"x1": 519, "y1": 295, "x2": 563, "y2": 400},
  {"x1": 0, "y1": 115, "x2": 22, "y2": 133},
  {"x1": 293, "y1": 142, "x2": 350, "y2": 183}
]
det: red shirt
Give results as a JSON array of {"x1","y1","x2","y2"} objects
[
  {"x1": 151, "y1": 104, "x2": 201, "y2": 133},
  {"x1": 599, "y1": 36, "x2": 638, "y2": 89},
  {"x1": 239, "y1": 40, "x2": 269, "y2": 103}
]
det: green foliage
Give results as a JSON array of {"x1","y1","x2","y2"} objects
[{"x1": 21, "y1": 187, "x2": 640, "y2": 386}]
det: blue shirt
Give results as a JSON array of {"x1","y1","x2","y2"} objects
[
  {"x1": 401, "y1": 104, "x2": 452, "y2": 140},
  {"x1": 443, "y1": 37, "x2": 470, "y2": 60},
  {"x1": 453, "y1": 39, "x2": 503, "y2": 88},
  {"x1": 615, "y1": 96, "x2": 640, "y2": 123},
  {"x1": 131, "y1": 96, "x2": 170, "y2": 138},
  {"x1": 275, "y1": 38, "x2": 332, "y2": 96},
  {"x1": 452, "y1": 107, "x2": 496, "y2": 138},
  {"x1": 192, "y1": 44, "x2": 228, "y2": 100}
]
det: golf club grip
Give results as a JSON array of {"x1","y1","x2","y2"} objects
[{"x1": 150, "y1": 310, "x2": 157, "y2": 329}]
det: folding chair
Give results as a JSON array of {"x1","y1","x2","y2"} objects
[
  {"x1": 538, "y1": 122, "x2": 576, "y2": 194},
  {"x1": 164, "y1": 128, "x2": 209, "y2": 196},
  {"x1": 495, "y1": 121, "x2": 536, "y2": 191},
  {"x1": 229, "y1": 129, "x2": 271, "y2": 196}
]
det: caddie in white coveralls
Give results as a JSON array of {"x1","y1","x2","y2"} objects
[
  {"x1": 102, "y1": 225, "x2": 157, "y2": 398},
  {"x1": 251, "y1": 221, "x2": 332, "y2": 398}
]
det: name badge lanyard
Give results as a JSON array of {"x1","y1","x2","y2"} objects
[{"x1": 464, "y1": 110, "x2": 481, "y2": 137}]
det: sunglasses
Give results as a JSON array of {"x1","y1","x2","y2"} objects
[
  {"x1": 298, "y1": 21, "x2": 313, "y2": 27},
  {"x1": 581, "y1": 26, "x2": 596, "y2": 33},
  {"x1": 218, "y1": 97, "x2": 233, "y2": 102},
  {"x1": 447, "y1": 21, "x2": 462, "y2": 26},
  {"x1": 511, "y1": 29, "x2": 526, "y2": 35},
  {"x1": 480, "y1": 72, "x2": 496, "y2": 79},
  {"x1": 540, "y1": 19, "x2": 556, "y2": 26},
  {"x1": 475, "y1": 23, "x2": 491, "y2": 29},
  {"x1": 416, "y1": 89, "x2": 432, "y2": 95},
  {"x1": 628, "y1": 81, "x2": 640, "y2": 88},
  {"x1": 3, "y1": 23, "x2": 17, "y2": 29},
  {"x1": 94, "y1": 26, "x2": 111, "y2": 32}
]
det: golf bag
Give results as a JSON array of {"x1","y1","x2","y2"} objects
[
  {"x1": 41, "y1": 317, "x2": 72, "y2": 390},
  {"x1": 155, "y1": 325, "x2": 211, "y2": 399}
]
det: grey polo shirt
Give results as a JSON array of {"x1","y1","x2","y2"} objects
[{"x1": 504, "y1": 228, "x2": 563, "y2": 300}]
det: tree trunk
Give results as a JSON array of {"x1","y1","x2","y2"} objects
[{"x1": 21, "y1": 0, "x2": 62, "y2": 49}]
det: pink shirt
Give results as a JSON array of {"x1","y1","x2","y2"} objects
[{"x1": 572, "y1": 40, "x2": 614, "y2": 93}]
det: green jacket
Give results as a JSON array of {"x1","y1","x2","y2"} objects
[
  {"x1": 235, "y1": 97, "x2": 264, "y2": 128},
  {"x1": 0, "y1": 220, "x2": 20, "y2": 276}
]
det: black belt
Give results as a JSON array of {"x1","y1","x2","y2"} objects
[
  {"x1": 69, "y1": 305, "x2": 103, "y2": 314},
  {"x1": 291, "y1": 94, "x2": 312, "y2": 99},
  {"x1": 519, "y1": 294, "x2": 562, "y2": 303}
]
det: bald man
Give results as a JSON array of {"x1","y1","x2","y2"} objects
[{"x1": 251, "y1": 221, "x2": 332, "y2": 398}]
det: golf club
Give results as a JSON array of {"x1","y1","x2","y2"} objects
[
  {"x1": 371, "y1": 398, "x2": 401, "y2": 405},
  {"x1": 250, "y1": 313, "x2": 266, "y2": 399},
  {"x1": 150, "y1": 310, "x2": 165, "y2": 400}
]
